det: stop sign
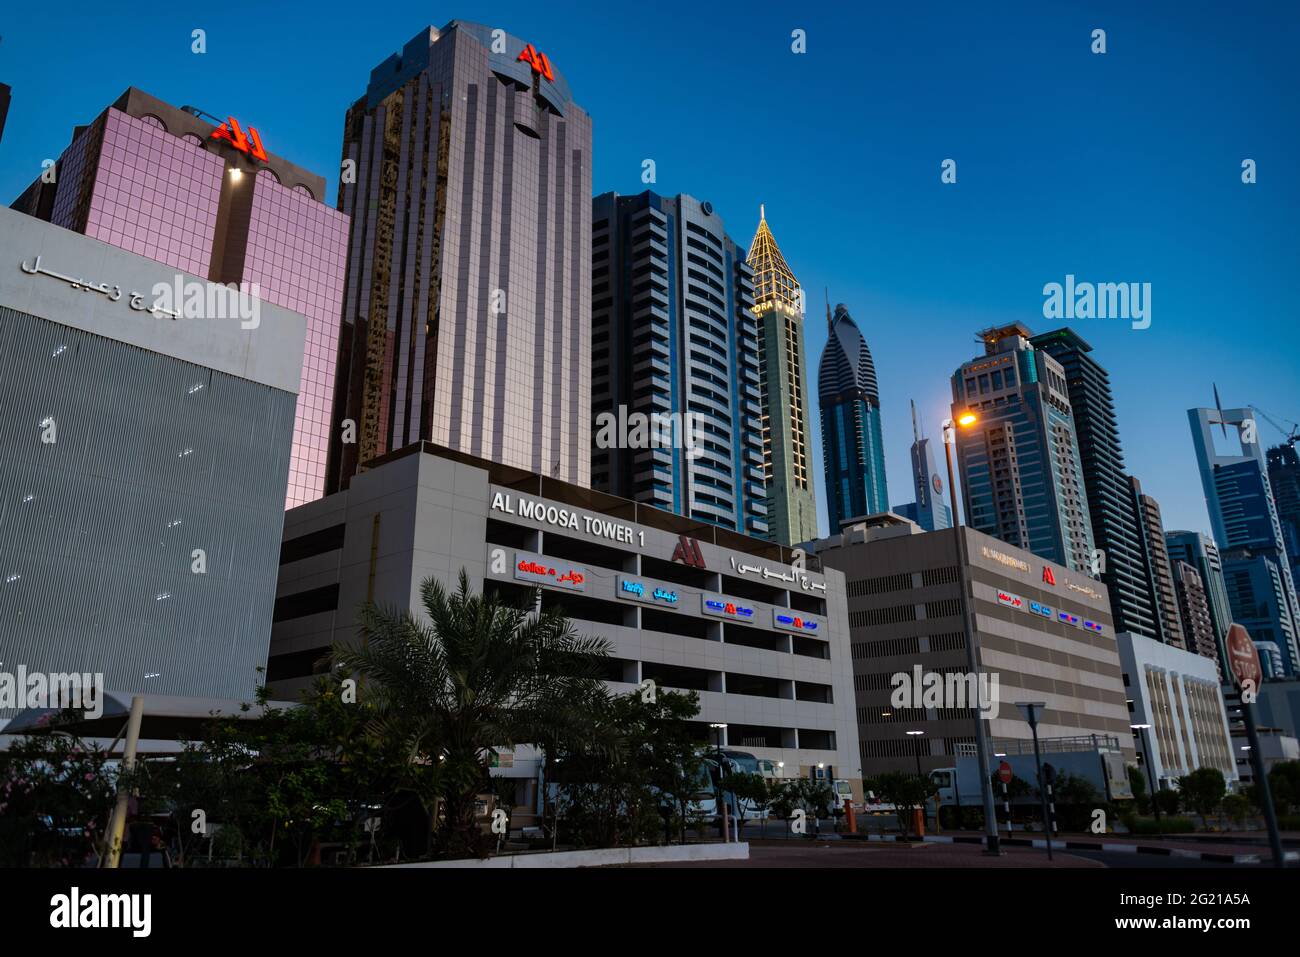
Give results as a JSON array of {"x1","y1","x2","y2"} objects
[
  {"x1": 1226, "y1": 623, "x2": 1263, "y2": 692},
  {"x1": 997, "y1": 760, "x2": 1013, "y2": 784}
]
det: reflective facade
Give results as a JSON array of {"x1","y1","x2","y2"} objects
[
  {"x1": 12, "y1": 88, "x2": 348, "y2": 510},
  {"x1": 591, "y1": 191, "x2": 767, "y2": 535},
  {"x1": 330, "y1": 22, "x2": 592, "y2": 494},
  {"x1": 818, "y1": 304, "x2": 889, "y2": 530}
]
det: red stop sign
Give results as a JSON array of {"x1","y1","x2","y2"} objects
[
  {"x1": 997, "y1": 761, "x2": 1013, "y2": 784},
  {"x1": 1226, "y1": 623, "x2": 1263, "y2": 692}
]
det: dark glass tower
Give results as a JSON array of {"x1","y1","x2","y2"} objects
[
  {"x1": 1030, "y1": 328, "x2": 1158, "y2": 635},
  {"x1": 818, "y1": 303, "x2": 889, "y2": 531}
]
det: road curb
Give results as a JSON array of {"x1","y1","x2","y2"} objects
[{"x1": 922, "y1": 834, "x2": 1297, "y2": 864}]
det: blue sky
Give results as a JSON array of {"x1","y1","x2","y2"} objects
[{"x1": 2, "y1": 0, "x2": 1296, "y2": 537}]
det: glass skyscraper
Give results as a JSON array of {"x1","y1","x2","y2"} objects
[
  {"x1": 950, "y1": 323, "x2": 1095, "y2": 573},
  {"x1": 590, "y1": 191, "x2": 767, "y2": 536},
  {"x1": 1030, "y1": 328, "x2": 1159, "y2": 637},
  {"x1": 11, "y1": 87, "x2": 348, "y2": 509},
  {"x1": 329, "y1": 22, "x2": 592, "y2": 494},
  {"x1": 893, "y1": 401, "x2": 951, "y2": 531},
  {"x1": 818, "y1": 303, "x2": 889, "y2": 531},
  {"x1": 1189, "y1": 406, "x2": 1300, "y2": 675},
  {"x1": 747, "y1": 207, "x2": 818, "y2": 546}
]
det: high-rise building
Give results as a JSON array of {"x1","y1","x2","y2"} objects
[
  {"x1": 1030, "y1": 328, "x2": 1159, "y2": 638},
  {"x1": 1130, "y1": 476, "x2": 1184, "y2": 649},
  {"x1": 1189, "y1": 406, "x2": 1300, "y2": 675},
  {"x1": 1170, "y1": 560, "x2": 1221, "y2": 676},
  {"x1": 590, "y1": 191, "x2": 765, "y2": 535},
  {"x1": 950, "y1": 323, "x2": 1095, "y2": 573},
  {"x1": 1166, "y1": 530, "x2": 1234, "y2": 675},
  {"x1": 1267, "y1": 443, "x2": 1300, "y2": 586},
  {"x1": 330, "y1": 22, "x2": 592, "y2": 495},
  {"x1": 893, "y1": 401, "x2": 951, "y2": 531},
  {"x1": 0, "y1": 206, "x2": 306, "y2": 714},
  {"x1": 12, "y1": 87, "x2": 349, "y2": 509},
  {"x1": 746, "y1": 207, "x2": 818, "y2": 546},
  {"x1": 819, "y1": 303, "x2": 889, "y2": 530}
]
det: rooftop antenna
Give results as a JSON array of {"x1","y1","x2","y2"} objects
[{"x1": 825, "y1": 288, "x2": 832, "y2": 332}]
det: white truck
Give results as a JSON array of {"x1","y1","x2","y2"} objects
[{"x1": 929, "y1": 734, "x2": 1132, "y2": 820}]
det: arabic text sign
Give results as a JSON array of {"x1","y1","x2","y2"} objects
[
  {"x1": 617, "y1": 576, "x2": 681, "y2": 610},
  {"x1": 20, "y1": 256, "x2": 183, "y2": 321},
  {"x1": 513, "y1": 551, "x2": 586, "y2": 591},
  {"x1": 728, "y1": 556, "x2": 828, "y2": 595}
]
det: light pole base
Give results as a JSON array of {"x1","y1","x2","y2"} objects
[{"x1": 983, "y1": 835, "x2": 1003, "y2": 856}]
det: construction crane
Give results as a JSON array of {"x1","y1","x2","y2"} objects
[{"x1": 1252, "y1": 405, "x2": 1300, "y2": 448}]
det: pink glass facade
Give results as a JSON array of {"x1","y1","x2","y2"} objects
[
  {"x1": 40, "y1": 105, "x2": 348, "y2": 510},
  {"x1": 83, "y1": 110, "x2": 224, "y2": 277},
  {"x1": 242, "y1": 172, "x2": 349, "y2": 507}
]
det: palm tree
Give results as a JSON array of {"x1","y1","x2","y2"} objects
[{"x1": 332, "y1": 570, "x2": 612, "y2": 858}]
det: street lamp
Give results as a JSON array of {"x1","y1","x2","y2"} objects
[
  {"x1": 1131, "y1": 723, "x2": 1160, "y2": 826},
  {"x1": 709, "y1": 723, "x2": 730, "y2": 843},
  {"x1": 942, "y1": 412, "x2": 1001, "y2": 856},
  {"x1": 1016, "y1": 701, "x2": 1053, "y2": 861},
  {"x1": 906, "y1": 730, "x2": 925, "y2": 779}
]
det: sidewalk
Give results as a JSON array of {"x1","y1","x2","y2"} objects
[{"x1": 926, "y1": 829, "x2": 1300, "y2": 864}]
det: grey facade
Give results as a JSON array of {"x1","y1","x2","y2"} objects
[
  {"x1": 269, "y1": 443, "x2": 858, "y2": 798},
  {"x1": 0, "y1": 206, "x2": 305, "y2": 714},
  {"x1": 590, "y1": 191, "x2": 766, "y2": 537},
  {"x1": 330, "y1": 21, "x2": 592, "y2": 493},
  {"x1": 813, "y1": 514, "x2": 1133, "y2": 778}
]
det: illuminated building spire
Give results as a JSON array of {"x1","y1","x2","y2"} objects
[{"x1": 747, "y1": 205, "x2": 801, "y2": 313}]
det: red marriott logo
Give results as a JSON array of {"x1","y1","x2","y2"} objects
[
  {"x1": 517, "y1": 43, "x2": 555, "y2": 81},
  {"x1": 671, "y1": 536, "x2": 706, "y2": 569},
  {"x1": 1042, "y1": 566, "x2": 1056, "y2": 585},
  {"x1": 210, "y1": 116, "x2": 268, "y2": 162}
]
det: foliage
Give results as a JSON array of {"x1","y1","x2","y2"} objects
[
  {"x1": 872, "y1": 771, "x2": 929, "y2": 839},
  {"x1": 0, "y1": 723, "x2": 118, "y2": 867},
  {"x1": 1221, "y1": 794, "x2": 1251, "y2": 827},
  {"x1": 1153, "y1": 789, "x2": 1182, "y2": 817},
  {"x1": 1267, "y1": 760, "x2": 1300, "y2": 814},
  {"x1": 551, "y1": 688, "x2": 704, "y2": 849},
  {"x1": 1128, "y1": 766, "x2": 1151, "y2": 815},
  {"x1": 1176, "y1": 767, "x2": 1227, "y2": 822},
  {"x1": 332, "y1": 571, "x2": 611, "y2": 858}
]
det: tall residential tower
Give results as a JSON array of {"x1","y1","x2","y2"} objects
[
  {"x1": 590, "y1": 191, "x2": 767, "y2": 536},
  {"x1": 747, "y1": 207, "x2": 818, "y2": 546}
]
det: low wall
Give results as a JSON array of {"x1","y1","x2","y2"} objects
[{"x1": 381, "y1": 842, "x2": 750, "y2": 869}]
